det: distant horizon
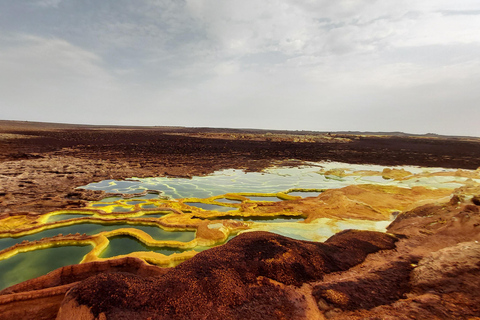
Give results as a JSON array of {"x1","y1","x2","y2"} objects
[{"x1": 2, "y1": 118, "x2": 478, "y2": 139}]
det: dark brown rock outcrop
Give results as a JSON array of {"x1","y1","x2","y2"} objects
[
  {"x1": 0, "y1": 257, "x2": 168, "y2": 320},
  {"x1": 309, "y1": 199, "x2": 480, "y2": 319},
  {"x1": 56, "y1": 230, "x2": 397, "y2": 320}
]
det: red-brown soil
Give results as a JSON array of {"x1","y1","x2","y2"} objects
[{"x1": 56, "y1": 230, "x2": 397, "y2": 320}]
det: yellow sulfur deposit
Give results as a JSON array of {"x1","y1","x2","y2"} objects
[{"x1": 1, "y1": 161, "x2": 479, "y2": 290}]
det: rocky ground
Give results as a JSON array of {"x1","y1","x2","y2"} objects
[
  {"x1": 2, "y1": 120, "x2": 479, "y2": 215},
  {"x1": 1, "y1": 120, "x2": 480, "y2": 319}
]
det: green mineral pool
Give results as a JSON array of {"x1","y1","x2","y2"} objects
[
  {"x1": 184, "y1": 203, "x2": 237, "y2": 212},
  {"x1": 0, "y1": 223, "x2": 195, "y2": 251},
  {"x1": 99, "y1": 236, "x2": 186, "y2": 258},
  {"x1": 0, "y1": 245, "x2": 93, "y2": 290}
]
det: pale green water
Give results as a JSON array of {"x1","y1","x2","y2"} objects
[
  {"x1": 214, "y1": 198, "x2": 242, "y2": 204},
  {"x1": 91, "y1": 203, "x2": 112, "y2": 207},
  {"x1": 47, "y1": 214, "x2": 90, "y2": 223},
  {"x1": 0, "y1": 245, "x2": 92, "y2": 290},
  {"x1": 111, "y1": 206, "x2": 134, "y2": 212},
  {"x1": 0, "y1": 223, "x2": 195, "y2": 251},
  {"x1": 141, "y1": 204, "x2": 160, "y2": 209},
  {"x1": 125, "y1": 200, "x2": 148, "y2": 205},
  {"x1": 99, "y1": 236, "x2": 186, "y2": 258},
  {"x1": 184, "y1": 202, "x2": 237, "y2": 212},
  {"x1": 79, "y1": 162, "x2": 476, "y2": 199},
  {"x1": 245, "y1": 218, "x2": 392, "y2": 242}
]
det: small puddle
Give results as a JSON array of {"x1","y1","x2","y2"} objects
[
  {"x1": 184, "y1": 203, "x2": 237, "y2": 212},
  {"x1": 111, "y1": 206, "x2": 133, "y2": 213},
  {"x1": 99, "y1": 236, "x2": 185, "y2": 258},
  {"x1": 125, "y1": 200, "x2": 148, "y2": 205},
  {"x1": 132, "y1": 225, "x2": 195, "y2": 242},
  {"x1": 214, "y1": 198, "x2": 242, "y2": 204},
  {"x1": 91, "y1": 203, "x2": 111, "y2": 207},
  {"x1": 141, "y1": 204, "x2": 160, "y2": 209}
]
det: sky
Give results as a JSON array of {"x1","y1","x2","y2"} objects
[{"x1": 1, "y1": 0, "x2": 480, "y2": 136}]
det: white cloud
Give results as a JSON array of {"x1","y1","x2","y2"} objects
[
  {"x1": 33, "y1": 0, "x2": 63, "y2": 8},
  {"x1": 184, "y1": 0, "x2": 480, "y2": 61},
  {"x1": 1, "y1": 1, "x2": 480, "y2": 136},
  {"x1": 185, "y1": 0, "x2": 316, "y2": 56},
  {"x1": 0, "y1": 35, "x2": 123, "y2": 122}
]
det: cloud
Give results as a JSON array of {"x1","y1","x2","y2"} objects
[
  {"x1": 1, "y1": 1, "x2": 480, "y2": 136},
  {"x1": 184, "y1": 0, "x2": 480, "y2": 60},
  {"x1": 0, "y1": 35, "x2": 123, "y2": 122},
  {"x1": 33, "y1": 0, "x2": 64, "y2": 8}
]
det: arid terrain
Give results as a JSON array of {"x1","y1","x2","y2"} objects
[{"x1": 1, "y1": 120, "x2": 480, "y2": 319}]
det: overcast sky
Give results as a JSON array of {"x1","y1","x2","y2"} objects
[{"x1": 1, "y1": 1, "x2": 480, "y2": 136}]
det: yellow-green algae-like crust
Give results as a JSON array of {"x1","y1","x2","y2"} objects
[
  {"x1": 0, "y1": 212, "x2": 203, "y2": 268},
  {"x1": 3, "y1": 163, "x2": 480, "y2": 274},
  {"x1": 0, "y1": 227, "x2": 200, "y2": 268},
  {"x1": 0, "y1": 196, "x2": 260, "y2": 268},
  {"x1": 80, "y1": 228, "x2": 200, "y2": 267},
  {"x1": 0, "y1": 186, "x2": 454, "y2": 269}
]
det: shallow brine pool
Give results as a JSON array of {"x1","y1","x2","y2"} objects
[{"x1": 1, "y1": 161, "x2": 478, "y2": 290}]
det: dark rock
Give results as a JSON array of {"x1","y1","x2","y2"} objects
[
  {"x1": 57, "y1": 230, "x2": 397, "y2": 320},
  {"x1": 312, "y1": 260, "x2": 413, "y2": 310},
  {"x1": 472, "y1": 195, "x2": 480, "y2": 206}
]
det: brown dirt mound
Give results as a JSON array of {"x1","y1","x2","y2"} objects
[
  {"x1": 57, "y1": 230, "x2": 397, "y2": 320},
  {"x1": 0, "y1": 257, "x2": 168, "y2": 320}
]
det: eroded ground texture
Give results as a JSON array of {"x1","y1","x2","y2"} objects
[{"x1": 1, "y1": 120, "x2": 480, "y2": 319}]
